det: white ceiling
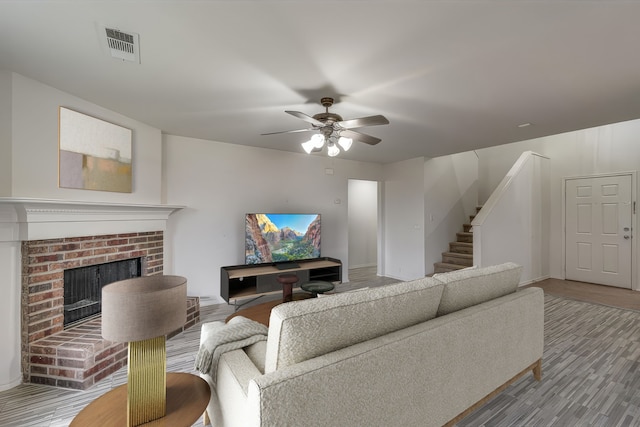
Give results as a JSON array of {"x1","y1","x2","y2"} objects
[{"x1": 2, "y1": 1, "x2": 640, "y2": 164}]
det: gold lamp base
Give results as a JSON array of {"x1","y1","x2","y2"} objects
[{"x1": 127, "y1": 336, "x2": 167, "y2": 427}]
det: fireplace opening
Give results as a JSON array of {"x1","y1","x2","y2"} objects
[{"x1": 63, "y1": 258, "x2": 142, "y2": 328}]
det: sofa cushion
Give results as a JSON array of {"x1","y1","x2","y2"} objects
[
  {"x1": 433, "y1": 262, "x2": 522, "y2": 316},
  {"x1": 264, "y1": 277, "x2": 444, "y2": 372}
]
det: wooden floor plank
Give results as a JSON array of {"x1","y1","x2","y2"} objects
[{"x1": 525, "y1": 277, "x2": 640, "y2": 311}]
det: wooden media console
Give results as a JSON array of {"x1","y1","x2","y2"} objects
[{"x1": 220, "y1": 257, "x2": 342, "y2": 305}]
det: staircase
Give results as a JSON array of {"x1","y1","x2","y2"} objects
[{"x1": 433, "y1": 207, "x2": 481, "y2": 274}]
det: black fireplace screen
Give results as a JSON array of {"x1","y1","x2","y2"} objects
[{"x1": 63, "y1": 258, "x2": 142, "y2": 327}]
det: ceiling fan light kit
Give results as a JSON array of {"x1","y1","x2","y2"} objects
[
  {"x1": 301, "y1": 134, "x2": 352, "y2": 155},
  {"x1": 327, "y1": 142, "x2": 340, "y2": 157},
  {"x1": 338, "y1": 136, "x2": 352, "y2": 151},
  {"x1": 262, "y1": 97, "x2": 389, "y2": 157}
]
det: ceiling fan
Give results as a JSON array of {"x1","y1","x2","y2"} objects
[{"x1": 262, "y1": 97, "x2": 389, "y2": 157}]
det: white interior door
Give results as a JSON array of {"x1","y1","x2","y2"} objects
[{"x1": 565, "y1": 174, "x2": 633, "y2": 288}]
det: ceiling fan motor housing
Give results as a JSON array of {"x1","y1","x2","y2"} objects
[
  {"x1": 314, "y1": 97, "x2": 343, "y2": 124},
  {"x1": 313, "y1": 111, "x2": 343, "y2": 124}
]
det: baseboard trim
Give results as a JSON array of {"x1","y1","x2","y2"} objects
[
  {"x1": 0, "y1": 377, "x2": 22, "y2": 392},
  {"x1": 384, "y1": 273, "x2": 411, "y2": 281},
  {"x1": 349, "y1": 263, "x2": 377, "y2": 269},
  {"x1": 518, "y1": 274, "x2": 551, "y2": 287}
]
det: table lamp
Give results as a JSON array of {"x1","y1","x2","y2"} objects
[{"x1": 102, "y1": 275, "x2": 187, "y2": 427}]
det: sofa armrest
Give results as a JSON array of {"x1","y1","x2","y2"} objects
[{"x1": 202, "y1": 348, "x2": 263, "y2": 427}]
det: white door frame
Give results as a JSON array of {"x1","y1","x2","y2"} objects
[{"x1": 562, "y1": 171, "x2": 637, "y2": 290}]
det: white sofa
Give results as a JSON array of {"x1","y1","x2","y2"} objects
[{"x1": 199, "y1": 262, "x2": 544, "y2": 427}]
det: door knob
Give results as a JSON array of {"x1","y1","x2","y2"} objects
[{"x1": 624, "y1": 235, "x2": 630, "y2": 239}]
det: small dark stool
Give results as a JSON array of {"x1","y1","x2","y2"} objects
[
  {"x1": 277, "y1": 273, "x2": 299, "y2": 302},
  {"x1": 301, "y1": 280, "x2": 335, "y2": 297}
]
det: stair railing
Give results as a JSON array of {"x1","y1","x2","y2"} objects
[{"x1": 471, "y1": 151, "x2": 550, "y2": 285}]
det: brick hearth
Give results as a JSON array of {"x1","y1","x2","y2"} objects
[{"x1": 28, "y1": 297, "x2": 200, "y2": 390}]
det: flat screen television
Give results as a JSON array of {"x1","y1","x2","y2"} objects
[{"x1": 245, "y1": 213, "x2": 321, "y2": 265}]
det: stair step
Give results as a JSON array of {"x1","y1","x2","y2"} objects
[
  {"x1": 456, "y1": 232, "x2": 473, "y2": 244},
  {"x1": 433, "y1": 262, "x2": 467, "y2": 274},
  {"x1": 441, "y1": 252, "x2": 473, "y2": 266},
  {"x1": 470, "y1": 206, "x2": 483, "y2": 222},
  {"x1": 449, "y1": 242, "x2": 473, "y2": 254},
  {"x1": 463, "y1": 223, "x2": 473, "y2": 233}
]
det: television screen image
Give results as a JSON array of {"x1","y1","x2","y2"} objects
[{"x1": 245, "y1": 213, "x2": 321, "y2": 264}]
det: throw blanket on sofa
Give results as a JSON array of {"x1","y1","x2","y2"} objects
[{"x1": 195, "y1": 316, "x2": 268, "y2": 386}]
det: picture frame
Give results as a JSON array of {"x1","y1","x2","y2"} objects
[{"x1": 58, "y1": 107, "x2": 132, "y2": 193}]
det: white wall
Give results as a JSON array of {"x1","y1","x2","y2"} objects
[
  {"x1": 424, "y1": 151, "x2": 478, "y2": 274},
  {"x1": 9, "y1": 73, "x2": 163, "y2": 203},
  {"x1": 381, "y1": 157, "x2": 425, "y2": 280},
  {"x1": 477, "y1": 119, "x2": 640, "y2": 283},
  {"x1": 473, "y1": 152, "x2": 550, "y2": 284},
  {"x1": 162, "y1": 134, "x2": 382, "y2": 302},
  {"x1": 348, "y1": 179, "x2": 378, "y2": 269},
  {"x1": 0, "y1": 71, "x2": 11, "y2": 196}
]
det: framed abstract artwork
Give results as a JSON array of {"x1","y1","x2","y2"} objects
[{"x1": 58, "y1": 107, "x2": 132, "y2": 193}]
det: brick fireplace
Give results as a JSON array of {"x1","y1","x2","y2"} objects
[
  {"x1": 0, "y1": 199, "x2": 187, "y2": 391},
  {"x1": 23, "y1": 233, "x2": 164, "y2": 342},
  {"x1": 23, "y1": 231, "x2": 165, "y2": 388}
]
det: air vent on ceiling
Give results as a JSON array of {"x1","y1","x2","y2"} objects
[{"x1": 102, "y1": 26, "x2": 140, "y2": 63}]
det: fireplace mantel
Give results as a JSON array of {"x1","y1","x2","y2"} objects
[{"x1": 0, "y1": 198, "x2": 184, "y2": 241}]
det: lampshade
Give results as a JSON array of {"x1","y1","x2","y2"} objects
[
  {"x1": 301, "y1": 133, "x2": 326, "y2": 154},
  {"x1": 301, "y1": 139, "x2": 315, "y2": 154},
  {"x1": 338, "y1": 137, "x2": 352, "y2": 151},
  {"x1": 102, "y1": 275, "x2": 187, "y2": 342},
  {"x1": 327, "y1": 142, "x2": 340, "y2": 157},
  {"x1": 311, "y1": 133, "x2": 325, "y2": 148}
]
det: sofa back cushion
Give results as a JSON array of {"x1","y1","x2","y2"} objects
[
  {"x1": 264, "y1": 277, "x2": 444, "y2": 372},
  {"x1": 434, "y1": 262, "x2": 523, "y2": 316}
]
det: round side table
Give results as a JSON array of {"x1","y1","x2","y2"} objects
[
  {"x1": 301, "y1": 280, "x2": 335, "y2": 297},
  {"x1": 70, "y1": 372, "x2": 210, "y2": 426},
  {"x1": 277, "y1": 273, "x2": 299, "y2": 302}
]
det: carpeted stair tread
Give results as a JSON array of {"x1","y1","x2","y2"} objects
[
  {"x1": 449, "y1": 242, "x2": 473, "y2": 254},
  {"x1": 441, "y1": 252, "x2": 473, "y2": 267},
  {"x1": 456, "y1": 232, "x2": 473, "y2": 243}
]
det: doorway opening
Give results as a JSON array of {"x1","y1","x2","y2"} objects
[{"x1": 348, "y1": 179, "x2": 380, "y2": 280}]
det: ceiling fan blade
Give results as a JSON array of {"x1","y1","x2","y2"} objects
[
  {"x1": 337, "y1": 115, "x2": 389, "y2": 129},
  {"x1": 286, "y1": 110, "x2": 325, "y2": 127},
  {"x1": 339, "y1": 129, "x2": 382, "y2": 145},
  {"x1": 261, "y1": 128, "x2": 314, "y2": 136}
]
